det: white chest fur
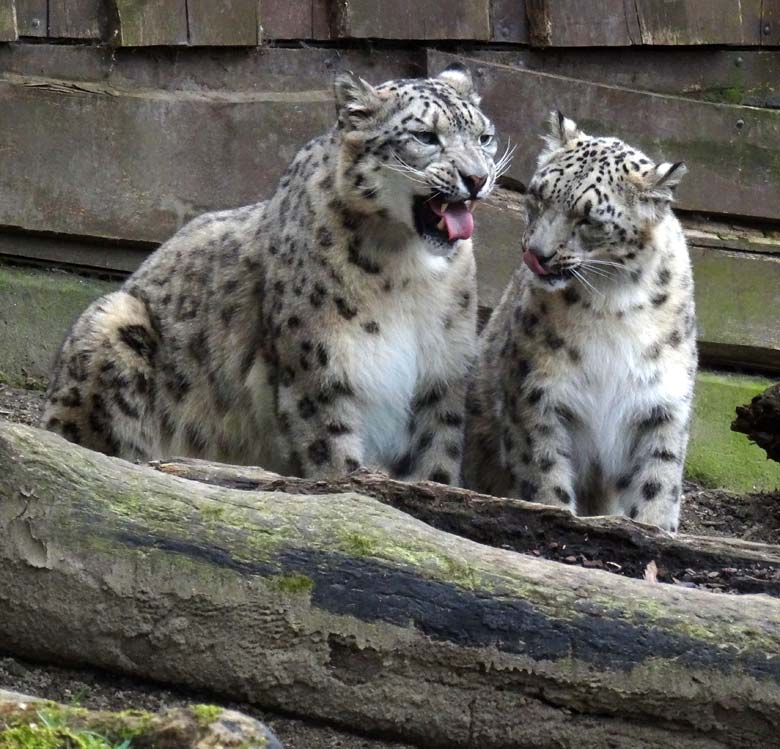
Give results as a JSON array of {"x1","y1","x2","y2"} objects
[
  {"x1": 333, "y1": 248, "x2": 465, "y2": 465},
  {"x1": 555, "y1": 316, "x2": 684, "y2": 483}
]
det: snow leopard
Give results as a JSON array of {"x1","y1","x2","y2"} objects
[
  {"x1": 464, "y1": 113, "x2": 697, "y2": 532},
  {"x1": 42, "y1": 64, "x2": 502, "y2": 483}
]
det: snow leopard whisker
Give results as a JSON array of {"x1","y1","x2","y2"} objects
[{"x1": 572, "y1": 268, "x2": 604, "y2": 298}]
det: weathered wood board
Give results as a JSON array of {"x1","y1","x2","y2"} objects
[
  {"x1": 490, "y1": 0, "x2": 529, "y2": 43},
  {"x1": 435, "y1": 51, "x2": 780, "y2": 221},
  {"x1": 693, "y1": 248, "x2": 780, "y2": 372},
  {"x1": 110, "y1": 0, "x2": 188, "y2": 46},
  {"x1": 527, "y1": 0, "x2": 764, "y2": 46},
  {"x1": 0, "y1": 0, "x2": 17, "y2": 40},
  {"x1": 187, "y1": 0, "x2": 259, "y2": 46},
  {"x1": 0, "y1": 47, "x2": 421, "y2": 243},
  {"x1": 472, "y1": 49, "x2": 780, "y2": 108},
  {"x1": 337, "y1": 0, "x2": 492, "y2": 40},
  {"x1": 261, "y1": 0, "x2": 331, "y2": 39},
  {"x1": 14, "y1": 0, "x2": 46, "y2": 36},
  {"x1": 48, "y1": 0, "x2": 104, "y2": 38}
]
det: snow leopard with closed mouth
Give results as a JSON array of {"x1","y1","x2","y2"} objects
[
  {"x1": 42, "y1": 64, "x2": 503, "y2": 483},
  {"x1": 464, "y1": 113, "x2": 696, "y2": 532}
]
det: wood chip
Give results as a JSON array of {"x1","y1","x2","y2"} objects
[{"x1": 644, "y1": 560, "x2": 658, "y2": 584}]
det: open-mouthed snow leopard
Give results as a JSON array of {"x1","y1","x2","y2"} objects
[
  {"x1": 42, "y1": 64, "x2": 502, "y2": 483},
  {"x1": 464, "y1": 113, "x2": 696, "y2": 532}
]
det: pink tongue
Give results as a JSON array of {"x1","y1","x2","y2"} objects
[
  {"x1": 441, "y1": 203, "x2": 474, "y2": 241},
  {"x1": 523, "y1": 250, "x2": 549, "y2": 276}
]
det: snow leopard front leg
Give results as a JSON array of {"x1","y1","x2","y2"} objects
[
  {"x1": 394, "y1": 377, "x2": 468, "y2": 486},
  {"x1": 615, "y1": 403, "x2": 691, "y2": 533},
  {"x1": 503, "y1": 382, "x2": 578, "y2": 510},
  {"x1": 277, "y1": 375, "x2": 366, "y2": 479}
]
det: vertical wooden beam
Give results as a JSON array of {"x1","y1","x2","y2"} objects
[
  {"x1": 14, "y1": 0, "x2": 46, "y2": 36},
  {"x1": 337, "y1": 0, "x2": 491, "y2": 40},
  {"x1": 261, "y1": 0, "x2": 331, "y2": 40},
  {"x1": 490, "y1": 0, "x2": 529, "y2": 42},
  {"x1": 0, "y1": 0, "x2": 18, "y2": 40},
  {"x1": 48, "y1": 0, "x2": 105, "y2": 39},
  {"x1": 110, "y1": 0, "x2": 188, "y2": 46},
  {"x1": 186, "y1": 0, "x2": 259, "y2": 45},
  {"x1": 763, "y1": 0, "x2": 780, "y2": 45}
]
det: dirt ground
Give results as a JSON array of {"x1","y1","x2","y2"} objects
[{"x1": 1, "y1": 383, "x2": 779, "y2": 747}]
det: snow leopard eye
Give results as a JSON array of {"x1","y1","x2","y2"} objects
[
  {"x1": 479, "y1": 132, "x2": 495, "y2": 147},
  {"x1": 413, "y1": 131, "x2": 439, "y2": 147},
  {"x1": 577, "y1": 217, "x2": 612, "y2": 240},
  {"x1": 524, "y1": 195, "x2": 541, "y2": 223}
]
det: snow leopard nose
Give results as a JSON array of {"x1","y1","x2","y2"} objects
[{"x1": 460, "y1": 173, "x2": 487, "y2": 199}]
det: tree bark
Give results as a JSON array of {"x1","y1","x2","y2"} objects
[
  {"x1": 1, "y1": 422, "x2": 780, "y2": 748},
  {"x1": 155, "y1": 458, "x2": 780, "y2": 596},
  {"x1": 733, "y1": 383, "x2": 780, "y2": 462}
]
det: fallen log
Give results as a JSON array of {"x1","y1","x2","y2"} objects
[
  {"x1": 1, "y1": 421, "x2": 780, "y2": 748},
  {"x1": 155, "y1": 458, "x2": 780, "y2": 597},
  {"x1": 733, "y1": 383, "x2": 780, "y2": 463}
]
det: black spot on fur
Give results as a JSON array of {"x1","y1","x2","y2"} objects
[
  {"x1": 637, "y1": 406, "x2": 673, "y2": 431},
  {"x1": 651, "y1": 292, "x2": 669, "y2": 307},
  {"x1": 642, "y1": 481, "x2": 661, "y2": 501},
  {"x1": 327, "y1": 422, "x2": 352, "y2": 435},
  {"x1": 440, "y1": 411, "x2": 463, "y2": 427},
  {"x1": 518, "y1": 480, "x2": 539, "y2": 501},
  {"x1": 553, "y1": 486, "x2": 572, "y2": 504},
  {"x1": 62, "y1": 421, "x2": 82, "y2": 444},
  {"x1": 413, "y1": 383, "x2": 446, "y2": 412},
  {"x1": 428, "y1": 469, "x2": 452, "y2": 485},
  {"x1": 335, "y1": 297, "x2": 358, "y2": 320},
  {"x1": 298, "y1": 397, "x2": 318, "y2": 418},
  {"x1": 60, "y1": 386, "x2": 82, "y2": 408},
  {"x1": 308, "y1": 438, "x2": 331, "y2": 466},
  {"x1": 417, "y1": 431, "x2": 434, "y2": 452},
  {"x1": 316, "y1": 343, "x2": 329, "y2": 367},
  {"x1": 392, "y1": 452, "x2": 416, "y2": 479},
  {"x1": 118, "y1": 324, "x2": 158, "y2": 363},
  {"x1": 345, "y1": 457, "x2": 360, "y2": 472},
  {"x1": 362, "y1": 321, "x2": 380, "y2": 334}
]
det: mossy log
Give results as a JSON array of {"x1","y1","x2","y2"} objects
[
  {"x1": 1, "y1": 422, "x2": 780, "y2": 748},
  {"x1": 156, "y1": 458, "x2": 780, "y2": 596},
  {"x1": 0, "y1": 689, "x2": 281, "y2": 748},
  {"x1": 733, "y1": 383, "x2": 780, "y2": 463}
]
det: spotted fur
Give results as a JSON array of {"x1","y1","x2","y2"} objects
[
  {"x1": 464, "y1": 113, "x2": 697, "y2": 531},
  {"x1": 42, "y1": 65, "x2": 499, "y2": 483}
]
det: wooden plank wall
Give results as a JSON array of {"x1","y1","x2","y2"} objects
[
  {"x1": 526, "y1": 0, "x2": 771, "y2": 47},
  {"x1": 0, "y1": 0, "x2": 778, "y2": 371}
]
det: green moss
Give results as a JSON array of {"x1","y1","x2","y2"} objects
[
  {"x1": 687, "y1": 371, "x2": 780, "y2": 492},
  {"x1": 0, "y1": 706, "x2": 133, "y2": 749},
  {"x1": 191, "y1": 705, "x2": 223, "y2": 727},
  {"x1": 698, "y1": 85, "x2": 745, "y2": 105},
  {"x1": 340, "y1": 531, "x2": 379, "y2": 557},
  {"x1": 272, "y1": 573, "x2": 314, "y2": 594},
  {"x1": 199, "y1": 504, "x2": 226, "y2": 521},
  {"x1": 0, "y1": 263, "x2": 118, "y2": 388}
]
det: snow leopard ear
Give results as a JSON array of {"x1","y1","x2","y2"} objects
[
  {"x1": 544, "y1": 110, "x2": 581, "y2": 150},
  {"x1": 437, "y1": 63, "x2": 480, "y2": 105},
  {"x1": 641, "y1": 161, "x2": 688, "y2": 201},
  {"x1": 334, "y1": 72, "x2": 383, "y2": 130}
]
